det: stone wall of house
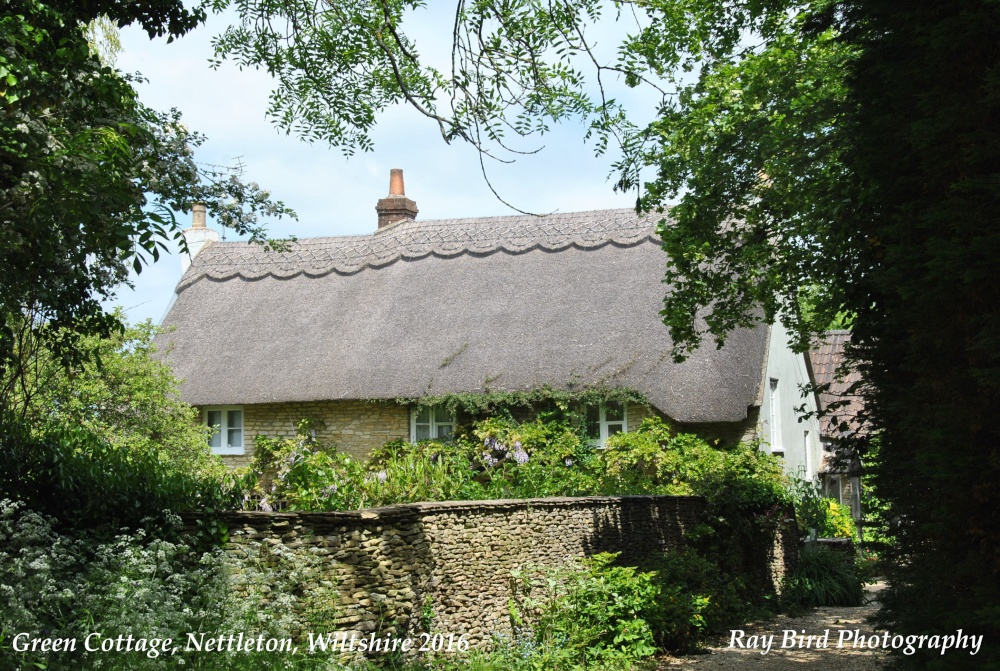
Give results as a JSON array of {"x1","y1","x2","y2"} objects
[
  {"x1": 212, "y1": 400, "x2": 757, "y2": 469},
  {"x1": 205, "y1": 496, "x2": 797, "y2": 656},
  {"x1": 626, "y1": 402, "x2": 655, "y2": 431},
  {"x1": 216, "y1": 400, "x2": 410, "y2": 467}
]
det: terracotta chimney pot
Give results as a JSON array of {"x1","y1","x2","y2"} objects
[
  {"x1": 376, "y1": 168, "x2": 418, "y2": 229},
  {"x1": 389, "y1": 168, "x2": 405, "y2": 196}
]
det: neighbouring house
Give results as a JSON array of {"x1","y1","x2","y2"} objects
[
  {"x1": 159, "y1": 170, "x2": 823, "y2": 478},
  {"x1": 809, "y1": 330, "x2": 866, "y2": 521}
]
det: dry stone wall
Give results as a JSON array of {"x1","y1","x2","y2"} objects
[{"x1": 206, "y1": 496, "x2": 796, "y2": 654}]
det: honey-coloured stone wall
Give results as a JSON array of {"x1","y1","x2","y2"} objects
[
  {"x1": 204, "y1": 496, "x2": 797, "y2": 656},
  {"x1": 209, "y1": 400, "x2": 410, "y2": 467}
]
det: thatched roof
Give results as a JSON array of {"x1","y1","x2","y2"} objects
[{"x1": 160, "y1": 209, "x2": 768, "y2": 423}]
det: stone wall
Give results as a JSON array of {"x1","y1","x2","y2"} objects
[
  {"x1": 208, "y1": 400, "x2": 758, "y2": 468},
  {"x1": 213, "y1": 400, "x2": 410, "y2": 467},
  {"x1": 207, "y1": 496, "x2": 796, "y2": 654}
]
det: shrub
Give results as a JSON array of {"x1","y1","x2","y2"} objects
[
  {"x1": 781, "y1": 544, "x2": 865, "y2": 609},
  {"x1": 0, "y1": 418, "x2": 241, "y2": 531},
  {"x1": 645, "y1": 548, "x2": 751, "y2": 651},
  {"x1": 471, "y1": 415, "x2": 600, "y2": 499},
  {"x1": 251, "y1": 426, "x2": 477, "y2": 511},
  {"x1": 788, "y1": 475, "x2": 858, "y2": 539},
  {"x1": 507, "y1": 552, "x2": 660, "y2": 669},
  {"x1": 0, "y1": 317, "x2": 240, "y2": 531},
  {"x1": 0, "y1": 499, "x2": 333, "y2": 671}
]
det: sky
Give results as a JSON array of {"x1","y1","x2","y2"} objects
[{"x1": 107, "y1": 6, "x2": 655, "y2": 325}]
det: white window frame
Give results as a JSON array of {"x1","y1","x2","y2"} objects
[
  {"x1": 204, "y1": 406, "x2": 245, "y2": 455},
  {"x1": 768, "y1": 378, "x2": 783, "y2": 456},
  {"x1": 586, "y1": 402, "x2": 629, "y2": 448},
  {"x1": 410, "y1": 405, "x2": 456, "y2": 442}
]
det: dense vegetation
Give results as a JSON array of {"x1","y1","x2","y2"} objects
[
  {"x1": 3, "y1": 0, "x2": 922, "y2": 668},
  {"x1": 0, "y1": 319, "x2": 863, "y2": 670},
  {"x1": 204, "y1": 1, "x2": 1000, "y2": 667}
]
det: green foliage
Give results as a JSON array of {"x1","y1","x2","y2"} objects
[
  {"x1": 782, "y1": 544, "x2": 864, "y2": 609},
  {"x1": 406, "y1": 388, "x2": 648, "y2": 423},
  {"x1": 0, "y1": 316, "x2": 240, "y2": 530},
  {"x1": 0, "y1": 418, "x2": 241, "y2": 532},
  {"x1": 787, "y1": 476, "x2": 857, "y2": 539},
  {"x1": 250, "y1": 414, "x2": 792, "y2": 513},
  {"x1": 501, "y1": 549, "x2": 752, "y2": 669},
  {"x1": 509, "y1": 553, "x2": 659, "y2": 668},
  {"x1": 251, "y1": 423, "x2": 477, "y2": 511},
  {"x1": 644, "y1": 548, "x2": 751, "y2": 652},
  {"x1": 0, "y1": 500, "x2": 333, "y2": 671},
  {"x1": 205, "y1": 0, "x2": 855, "y2": 350},
  {"x1": 18, "y1": 315, "x2": 226, "y2": 478},
  {"x1": 0, "y1": 0, "x2": 294, "y2": 396}
]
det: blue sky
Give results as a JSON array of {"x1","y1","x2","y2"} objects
[{"x1": 107, "y1": 7, "x2": 654, "y2": 325}]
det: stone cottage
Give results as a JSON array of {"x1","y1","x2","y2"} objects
[{"x1": 159, "y1": 170, "x2": 822, "y2": 477}]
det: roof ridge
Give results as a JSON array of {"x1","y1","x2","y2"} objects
[{"x1": 177, "y1": 207, "x2": 662, "y2": 293}]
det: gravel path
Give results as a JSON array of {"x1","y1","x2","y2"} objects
[{"x1": 656, "y1": 585, "x2": 887, "y2": 671}]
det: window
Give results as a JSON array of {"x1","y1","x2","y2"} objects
[
  {"x1": 205, "y1": 407, "x2": 244, "y2": 455},
  {"x1": 411, "y1": 405, "x2": 455, "y2": 442},
  {"x1": 768, "y1": 378, "x2": 783, "y2": 456},
  {"x1": 585, "y1": 401, "x2": 628, "y2": 447}
]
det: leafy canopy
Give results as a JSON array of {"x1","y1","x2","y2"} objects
[
  {"x1": 0, "y1": 0, "x2": 295, "y2": 387},
  {"x1": 208, "y1": 0, "x2": 856, "y2": 347},
  {"x1": 210, "y1": 2, "x2": 1000, "y2": 666}
]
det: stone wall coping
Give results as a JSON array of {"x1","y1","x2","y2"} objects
[{"x1": 187, "y1": 495, "x2": 706, "y2": 527}]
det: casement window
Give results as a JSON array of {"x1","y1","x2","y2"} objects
[
  {"x1": 204, "y1": 407, "x2": 244, "y2": 455},
  {"x1": 411, "y1": 405, "x2": 455, "y2": 442},
  {"x1": 768, "y1": 378, "x2": 783, "y2": 457},
  {"x1": 585, "y1": 401, "x2": 628, "y2": 447}
]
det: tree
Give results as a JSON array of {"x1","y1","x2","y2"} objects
[
  {"x1": 209, "y1": 1, "x2": 999, "y2": 668},
  {"x1": 0, "y1": 0, "x2": 294, "y2": 397},
  {"x1": 18, "y1": 313, "x2": 225, "y2": 478}
]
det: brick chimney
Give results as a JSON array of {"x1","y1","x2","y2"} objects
[
  {"x1": 375, "y1": 168, "x2": 418, "y2": 229},
  {"x1": 181, "y1": 203, "x2": 220, "y2": 273}
]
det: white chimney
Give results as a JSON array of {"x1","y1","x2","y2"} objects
[{"x1": 181, "y1": 203, "x2": 220, "y2": 273}]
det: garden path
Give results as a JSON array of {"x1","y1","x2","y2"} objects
[{"x1": 657, "y1": 584, "x2": 887, "y2": 671}]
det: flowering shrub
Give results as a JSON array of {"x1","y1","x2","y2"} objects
[{"x1": 0, "y1": 499, "x2": 335, "y2": 670}]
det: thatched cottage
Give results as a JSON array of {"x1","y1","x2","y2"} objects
[{"x1": 160, "y1": 170, "x2": 822, "y2": 478}]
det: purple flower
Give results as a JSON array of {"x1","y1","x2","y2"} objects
[
  {"x1": 512, "y1": 449, "x2": 529, "y2": 465},
  {"x1": 483, "y1": 453, "x2": 498, "y2": 468},
  {"x1": 564, "y1": 457, "x2": 574, "y2": 467},
  {"x1": 321, "y1": 484, "x2": 338, "y2": 498},
  {"x1": 376, "y1": 470, "x2": 388, "y2": 483}
]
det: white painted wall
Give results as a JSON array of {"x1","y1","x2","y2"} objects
[{"x1": 761, "y1": 321, "x2": 823, "y2": 482}]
